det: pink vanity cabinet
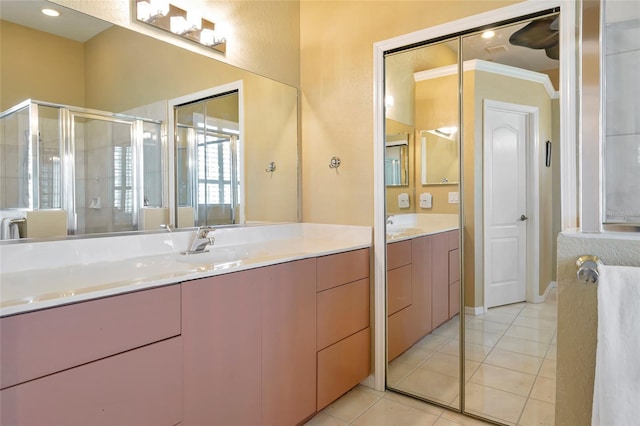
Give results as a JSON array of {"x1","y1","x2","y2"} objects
[
  {"x1": 316, "y1": 248, "x2": 371, "y2": 410},
  {"x1": 182, "y1": 258, "x2": 317, "y2": 426},
  {"x1": 387, "y1": 229, "x2": 459, "y2": 361},
  {"x1": 0, "y1": 285, "x2": 182, "y2": 426},
  {"x1": 448, "y1": 230, "x2": 460, "y2": 319}
]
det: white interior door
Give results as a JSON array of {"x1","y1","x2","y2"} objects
[{"x1": 484, "y1": 101, "x2": 529, "y2": 308}]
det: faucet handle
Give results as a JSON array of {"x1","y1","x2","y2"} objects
[{"x1": 197, "y1": 226, "x2": 214, "y2": 238}]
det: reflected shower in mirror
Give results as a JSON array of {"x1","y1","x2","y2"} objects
[
  {"x1": 385, "y1": 133, "x2": 409, "y2": 186},
  {"x1": 175, "y1": 91, "x2": 240, "y2": 227},
  {"x1": 384, "y1": 37, "x2": 462, "y2": 409},
  {"x1": 0, "y1": 1, "x2": 298, "y2": 240}
]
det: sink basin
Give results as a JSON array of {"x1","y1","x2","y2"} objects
[{"x1": 175, "y1": 247, "x2": 252, "y2": 265}]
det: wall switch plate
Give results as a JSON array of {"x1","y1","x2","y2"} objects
[{"x1": 448, "y1": 192, "x2": 459, "y2": 204}]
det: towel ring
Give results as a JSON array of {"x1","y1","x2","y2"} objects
[{"x1": 576, "y1": 255, "x2": 603, "y2": 284}]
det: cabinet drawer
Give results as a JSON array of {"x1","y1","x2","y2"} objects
[
  {"x1": 387, "y1": 240, "x2": 411, "y2": 270},
  {"x1": 449, "y1": 281, "x2": 460, "y2": 319},
  {"x1": 0, "y1": 284, "x2": 181, "y2": 389},
  {"x1": 448, "y1": 229, "x2": 460, "y2": 250},
  {"x1": 449, "y1": 248, "x2": 460, "y2": 284},
  {"x1": 0, "y1": 337, "x2": 182, "y2": 426},
  {"x1": 387, "y1": 306, "x2": 414, "y2": 361},
  {"x1": 317, "y1": 327, "x2": 370, "y2": 410},
  {"x1": 317, "y1": 278, "x2": 369, "y2": 350},
  {"x1": 317, "y1": 248, "x2": 369, "y2": 292},
  {"x1": 387, "y1": 265, "x2": 412, "y2": 316}
]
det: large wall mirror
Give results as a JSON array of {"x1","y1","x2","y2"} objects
[
  {"x1": 0, "y1": 0, "x2": 298, "y2": 240},
  {"x1": 384, "y1": 6, "x2": 561, "y2": 424}
]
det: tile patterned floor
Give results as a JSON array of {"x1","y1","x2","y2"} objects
[
  {"x1": 307, "y1": 289, "x2": 557, "y2": 426},
  {"x1": 305, "y1": 385, "x2": 493, "y2": 426}
]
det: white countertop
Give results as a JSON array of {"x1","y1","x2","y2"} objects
[
  {"x1": 0, "y1": 223, "x2": 371, "y2": 317},
  {"x1": 386, "y1": 213, "x2": 459, "y2": 242}
]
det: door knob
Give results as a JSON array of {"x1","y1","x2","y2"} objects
[{"x1": 520, "y1": 214, "x2": 528, "y2": 221}]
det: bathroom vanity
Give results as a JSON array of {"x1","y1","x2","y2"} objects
[
  {"x1": 0, "y1": 223, "x2": 371, "y2": 426},
  {"x1": 385, "y1": 215, "x2": 459, "y2": 361}
]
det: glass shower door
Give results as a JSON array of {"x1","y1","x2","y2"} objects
[{"x1": 69, "y1": 112, "x2": 138, "y2": 234}]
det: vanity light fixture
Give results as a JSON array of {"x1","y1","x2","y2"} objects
[{"x1": 135, "y1": 0, "x2": 226, "y2": 54}]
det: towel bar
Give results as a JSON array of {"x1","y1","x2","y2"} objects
[
  {"x1": 576, "y1": 254, "x2": 603, "y2": 284},
  {"x1": 9, "y1": 218, "x2": 26, "y2": 225}
]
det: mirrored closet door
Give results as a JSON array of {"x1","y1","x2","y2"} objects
[
  {"x1": 384, "y1": 8, "x2": 561, "y2": 424},
  {"x1": 384, "y1": 37, "x2": 462, "y2": 409}
]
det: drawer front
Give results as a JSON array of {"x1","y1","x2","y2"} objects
[
  {"x1": 449, "y1": 281, "x2": 460, "y2": 319},
  {"x1": 387, "y1": 264, "x2": 412, "y2": 316},
  {"x1": 449, "y1": 248, "x2": 460, "y2": 284},
  {"x1": 0, "y1": 337, "x2": 182, "y2": 426},
  {"x1": 0, "y1": 284, "x2": 181, "y2": 389},
  {"x1": 317, "y1": 278, "x2": 369, "y2": 350},
  {"x1": 448, "y1": 229, "x2": 460, "y2": 250},
  {"x1": 317, "y1": 248, "x2": 369, "y2": 292},
  {"x1": 387, "y1": 240, "x2": 412, "y2": 270},
  {"x1": 387, "y1": 306, "x2": 415, "y2": 361},
  {"x1": 317, "y1": 327, "x2": 370, "y2": 410}
]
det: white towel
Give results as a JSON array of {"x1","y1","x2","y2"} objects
[
  {"x1": 9, "y1": 222, "x2": 20, "y2": 239},
  {"x1": 0, "y1": 218, "x2": 22, "y2": 240},
  {"x1": 592, "y1": 265, "x2": 640, "y2": 426},
  {"x1": 1, "y1": 218, "x2": 10, "y2": 240}
]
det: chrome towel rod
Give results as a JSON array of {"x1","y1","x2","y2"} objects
[{"x1": 576, "y1": 255, "x2": 603, "y2": 284}]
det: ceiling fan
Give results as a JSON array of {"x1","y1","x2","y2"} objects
[{"x1": 509, "y1": 16, "x2": 559, "y2": 60}]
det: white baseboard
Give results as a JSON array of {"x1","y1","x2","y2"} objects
[
  {"x1": 533, "y1": 281, "x2": 557, "y2": 304},
  {"x1": 464, "y1": 306, "x2": 486, "y2": 316},
  {"x1": 360, "y1": 374, "x2": 379, "y2": 391}
]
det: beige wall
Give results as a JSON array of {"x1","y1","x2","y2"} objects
[
  {"x1": 300, "y1": 1, "x2": 521, "y2": 226},
  {"x1": 0, "y1": 21, "x2": 85, "y2": 111},
  {"x1": 51, "y1": 0, "x2": 301, "y2": 88},
  {"x1": 556, "y1": 233, "x2": 640, "y2": 425}
]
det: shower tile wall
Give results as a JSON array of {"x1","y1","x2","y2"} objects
[
  {"x1": 603, "y1": 1, "x2": 640, "y2": 223},
  {"x1": 124, "y1": 101, "x2": 168, "y2": 210},
  {"x1": 79, "y1": 118, "x2": 117, "y2": 234}
]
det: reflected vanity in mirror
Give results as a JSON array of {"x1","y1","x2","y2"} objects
[{"x1": 0, "y1": 0, "x2": 298, "y2": 240}]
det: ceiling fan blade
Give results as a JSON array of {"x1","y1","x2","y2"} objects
[
  {"x1": 509, "y1": 17, "x2": 558, "y2": 49},
  {"x1": 545, "y1": 44, "x2": 560, "y2": 60}
]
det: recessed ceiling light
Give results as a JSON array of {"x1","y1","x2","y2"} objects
[
  {"x1": 481, "y1": 30, "x2": 495, "y2": 39},
  {"x1": 41, "y1": 8, "x2": 61, "y2": 17}
]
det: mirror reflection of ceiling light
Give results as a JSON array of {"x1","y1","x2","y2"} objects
[
  {"x1": 41, "y1": 8, "x2": 61, "y2": 17},
  {"x1": 481, "y1": 30, "x2": 495, "y2": 39},
  {"x1": 423, "y1": 126, "x2": 458, "y2": 140},
  {"x1": 385, "y1": 95, "x2": 395, "y2": 108},
  {"x1": 135, "y1": 0, "x2": 226, "y2": 54}
]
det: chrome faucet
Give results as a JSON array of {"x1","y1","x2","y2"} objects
[
  {"x1": 183, "y1": 226, "x2": 215, "y2": 254},
  {"x1": 386, "y1": 215, "x2": 394, "y2": 225}
]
